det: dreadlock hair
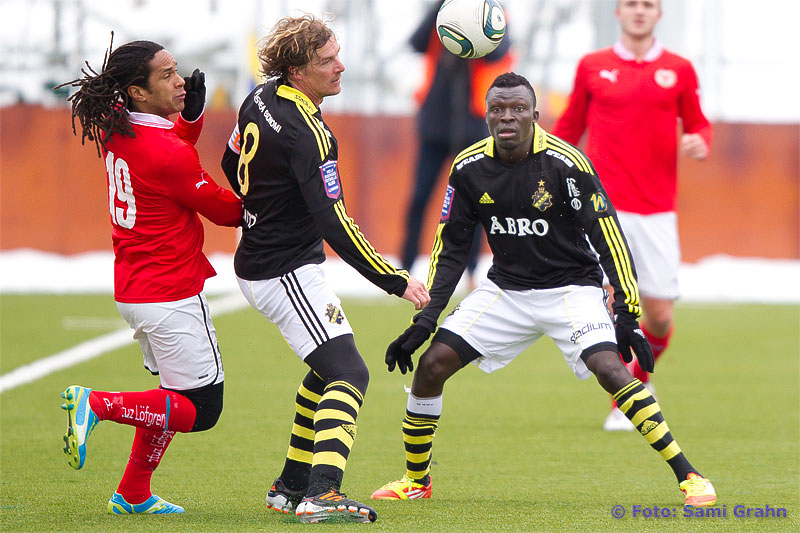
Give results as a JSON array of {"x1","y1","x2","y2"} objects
[
  {"x1": 256, "y1": 14, "x2": 334, "y2": 81},
  {"x1": 55, "y1": 33, "x2": 164, "y2": 157},
  {"x1": 488, "y1": 72, "x2": 537, "y2": 107}
]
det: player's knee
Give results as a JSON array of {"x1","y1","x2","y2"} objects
[
  {"x1": 180, "y1": 382, "x2": 224, "y2": 432},
  {"x1": 584, "y1": 349, "x2": 630, "y2": 392},
  {"x1": 333, "y1": 355, "x2": 369, "y2": 395},
  {"x1": 417, "y1": 348, "x2": 456, "y2": 384},
  {"x1": 305, "y1": 334, "x2": 369, "y2": 395}
]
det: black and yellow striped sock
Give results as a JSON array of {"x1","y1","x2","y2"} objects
[
  {"x1": 279, "y1": 370, "x2": 324, "y2": 492},
  {"x1": 403, "y1": 411, "x2": 439, "y2": 482},
  {"x1": 614, "y1": 378, "x2": 696, "y2": 482},
  {"x1": 307, "y1": 380, "x2": 363, "y2": 494}
]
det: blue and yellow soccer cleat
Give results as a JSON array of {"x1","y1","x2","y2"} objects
[
  {"x1": 680, "y1": 473, "x2": 717, "y2": 507},
  {"x1": 107, "y1": 492, "x2": 185, "y2": 514},
  {"x1": 61, "y1": 385, "x2": 99, "y2": 470},
  {"x1": 295, "y1": 489, "x2": 377, "y2": 523},
  {"x1": 370, "y1": 475, "x2": 432, "y2": 500}
]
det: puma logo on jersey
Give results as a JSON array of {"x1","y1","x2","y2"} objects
[
  {"x1": 479, "y1": 192, "x2": 494, "y2": 204},
  {"x1": 195, "y1": 175, "x2": 208, "y2": 189},
  {"x1": 599, "y1": 69, "x2": 618, "y2": 83}
]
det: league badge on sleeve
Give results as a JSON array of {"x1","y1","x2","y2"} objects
[
  {"x1": 320, "y1": 160, "x2": 341, "y2": 199},
  {"x1": 441, "y1": 185, "x2": 455, "y2": 222},
  {"x1": 590, "y1": 192, "x2": 608, "y2": 213}
]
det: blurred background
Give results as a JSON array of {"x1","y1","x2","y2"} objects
[{"x1": 1, "y1": 0, "x2": 798, "y2": 298}]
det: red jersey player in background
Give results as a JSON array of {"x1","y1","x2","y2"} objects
[
  {"x1": 56, "y1": 37, "x2": 242, "y2": 513},
  {"x1": 552, "y1": 0, "x2": 712, "y2": 431}
]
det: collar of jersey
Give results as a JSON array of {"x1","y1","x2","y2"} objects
[
  {"x1": 487, "y1": 123, "x2": 547, "y2": 159},
  {"x1": 276, "y1": 84, "x2": 318, "y2": 115},
  {"x1": 127, "y1": 111, "x2": 174, "y2": 129},
  {"x1": 613, "y1": 38, "x2": 664, "y2": 63}
]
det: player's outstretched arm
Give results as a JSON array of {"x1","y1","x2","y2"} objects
[{"x1": 402, "y1": 276, "x2": 430, "y2": 310}]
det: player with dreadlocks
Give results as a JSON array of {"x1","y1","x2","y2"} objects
[{"x1": 55, "y1": 34, "x2": 242, "y2": 515}]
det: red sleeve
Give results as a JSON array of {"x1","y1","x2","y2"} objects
[
  {"x1": 172, "y1": 113, "x2": 203, "y2": 145},
  {"x1": 163, "y1": 144, "x2": 243, "y2": 227},
  {"x1": 679, "y1": 62, "x2": 712, "y2": 152},
  {"x1": 551, "y1": 58, "x2": 590, "y2": 144}
]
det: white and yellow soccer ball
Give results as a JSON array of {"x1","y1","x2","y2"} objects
[{"x1": 435, "y1": 0, "x2": 506, "y2": 59}]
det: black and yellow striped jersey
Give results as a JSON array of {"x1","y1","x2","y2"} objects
[
  {"x1": 221, "y1": 79, "x2": 408, "y2": 296},
  {"x1": 414, "y1": 123, "x2": 642, "y2": 332}
]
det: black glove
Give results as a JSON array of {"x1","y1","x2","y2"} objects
[
  {"x1": 614, "y1": 314, "x2": 655, "y2": 373},
  {"x1": 181, "y1": 69, "x2": 206, "y2": 121},
  {"x1": 385, "y1": 324, "x2": 432, "y2": 374}
]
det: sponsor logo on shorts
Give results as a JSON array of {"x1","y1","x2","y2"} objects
[
  {"x1": 325, "y1": 303, "x2": 344, "y2": 324},
  {"x1": 320, "y1": 160, "x2": 341, "y2": 199},
  {"x1": 569, "y1": 321, "x2": 613, "y2": 343}
]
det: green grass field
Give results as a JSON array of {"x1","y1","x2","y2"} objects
[{"x1": 1, "y1": 294, "x2": 798, "y2": 532}]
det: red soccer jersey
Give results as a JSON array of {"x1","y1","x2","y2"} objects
[
  {"x1": 552, "y1": 41, "x2": 712, "y2": 214},
  {"x1": 103, "y1": 112, "x2": 242, "y2": 303}
]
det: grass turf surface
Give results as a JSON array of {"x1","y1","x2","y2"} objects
[{"x1": 1, "y1": 294, "x2": 798, "y2": 531}]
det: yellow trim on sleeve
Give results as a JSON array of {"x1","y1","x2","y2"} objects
[
  {"x1": 426, "y1": 223, "x2": 446, "y2": 289},
  {"x1": 332, "y1": 200, "x2": 408, "y2": 280},
  {"x1": 598, "y1": 216, "x2": 640, "y2": 315}
]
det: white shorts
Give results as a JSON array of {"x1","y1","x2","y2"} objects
[
  {"x1": 116, "y1": 293, "x2": 224, "y2": 391},
  {"x1": 237, "y1": 264, "x2": 353, "y2": 360},
  {"x1": 605, "y1": 211, "x2": 680, "y2": 300},
  {"x1": 439, "y1": 280, "x2": 617, "y2": 380}
]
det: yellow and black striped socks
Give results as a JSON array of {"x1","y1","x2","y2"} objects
[
  {"x1": 403, "y1": 411, "x2": 439, "y2": 481},
  {"x1": 614, "y1": 378, "x2": 696, "y2": 482},
  {"x1": 307, "y1": 380, "x2": 364, "y2": 494},
  {"x1": 278, "y1": 370, "x2": 325, "y2": 492}
]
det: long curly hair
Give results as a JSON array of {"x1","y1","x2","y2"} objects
[
  {"x1": 256, "y1": 14, "x2": 334, "y2": 80},
  {"x1": 55, "y1": 34, "x2": 164, "y2": 156}
]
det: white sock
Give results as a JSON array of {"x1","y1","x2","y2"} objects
[{"x1": 406, "y1": 392, "x2": 442, "y2": 417}]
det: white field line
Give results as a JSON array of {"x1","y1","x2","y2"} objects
[{"x1": 0, "y1": 293, "x2": 248, "y2": 394}]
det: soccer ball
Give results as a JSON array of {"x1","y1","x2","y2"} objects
[{"x1": 435, "y1": 0, "x2": 506, "y2": 59}]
